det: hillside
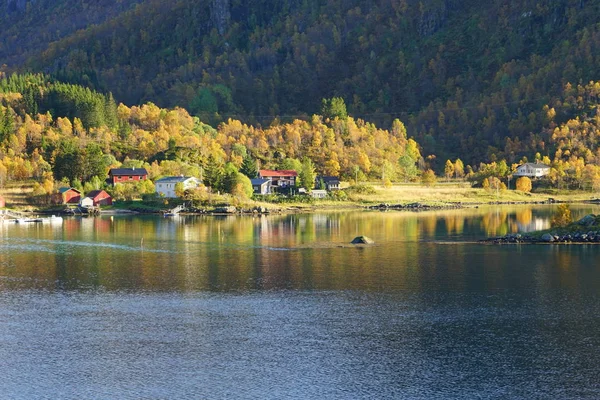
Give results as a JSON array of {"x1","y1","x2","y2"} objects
[{"x1": 2, "y1": 0, "x2": 600, "y2": 165}]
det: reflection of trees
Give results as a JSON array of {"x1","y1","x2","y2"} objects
[{"x1": 1, "y1": 205, "x2": 596, "y2": 292}]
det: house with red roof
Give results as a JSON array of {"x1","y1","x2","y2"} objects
[
  {"x1": 58, "y1": 187, "x2": 81, "y2": 204},
  {"x1": 108, "y1": 168, "x2": 148, "y2": 185},
  {"x1": 258, "y1": 170, "x2": 298, "y2": 188},
  {"x1": 80, "y1": 190, "x2": 113, "y2": 207}
]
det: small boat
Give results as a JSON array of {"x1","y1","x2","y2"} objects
[
  {"x1": 15, "y1": 218, "x2": 43, "y2": 223},
  {"x1": 42, "y1": 215, "x2": 63, "y2": 224},
  {"x1": 14, "y1": 215, "x2": 63, "y2": 224}
]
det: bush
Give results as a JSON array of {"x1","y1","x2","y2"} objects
[
  {"x1": 515, "y1": 176, "x2": 532, "y2": 192},
  {"x1": 421, "y1": 169, "x2": 437, "y2": 187},
  {"x1": 345, "y1": 184, "x2": 376, "y2": 195}
]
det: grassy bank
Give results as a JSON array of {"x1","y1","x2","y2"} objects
[{"x1": 2, "y1": 181, "x2": 600, "y2": 213}]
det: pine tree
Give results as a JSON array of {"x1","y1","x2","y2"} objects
[{"x1": 240, "y1": 153, "x2": 258, "y2": 178}]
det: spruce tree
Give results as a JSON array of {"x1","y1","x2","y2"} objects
[{"x1": 240, "y1": 153, "x2": 258, "y2": 178}]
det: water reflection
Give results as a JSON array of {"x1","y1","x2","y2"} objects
[{"x1": 0, "y1": 204, "x2": 598, "y2": 293}]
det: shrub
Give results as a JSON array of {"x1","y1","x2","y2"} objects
[
  {"x1": 515, "y1": 176, "x2": 532, "y2": 192},
  {"x1": 345, "y1": 184, "x2": 376, "y2": 195},
  {"x1": 421, "y1": 169, "x2": 437, "y2": 187}
]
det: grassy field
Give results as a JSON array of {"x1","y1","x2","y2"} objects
[
  {"x1": 337, "y1": 182, "x2": 595, "y2": 205},
  {"x1": 1, "y1": 180, "x2": 599, "y2": 212}
]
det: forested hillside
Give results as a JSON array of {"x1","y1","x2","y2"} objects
[
  {"x1": 1, "y1": 0, "x2": 600, "y2": 166},
  {"x1": 0, "y1": 73, "x2": 422, "y2": 199}
]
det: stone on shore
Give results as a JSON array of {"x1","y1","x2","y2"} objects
[
  {"x1": 578, "y1": 214, "x2": 597, "y2": 227},
  {"x1": 541, "y1": 233, "x2": 554, "y2": 242}
]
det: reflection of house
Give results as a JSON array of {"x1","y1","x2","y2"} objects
[
  {"x1": 58, "y1": 187, "x2": 81, "y2": 204},
  {"x1": 108, "y1": 168, "x2": 148, "y2": 185},
  {"x1": 258, "y1": 170, "x2": 297, "y2": 188},
  {"x1": 310, "y1": 189, "x2": 327, "y2": 199},
  {"x1": 514, "y1": 163, "x2": 550, "y2": 178},
  {"x1": 155, "y1": 176, "x2": 201, "y2": 198},
  {"x1": 315, "y1": 176, "x2": 340, "y2": 191},
  {"x1": 81, "y1": 190, "x2": 113, "y2": 207},
  {"x1": 251, "y1": 178, "x2": 272, "y2": 195}
]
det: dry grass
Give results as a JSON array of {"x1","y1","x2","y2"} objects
[{"x1": 0, "y1": 182, "x2": 35, "y2": 208}]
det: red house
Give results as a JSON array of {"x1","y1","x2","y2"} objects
[
  {"x1": 81, "y1": 190, "x2": 113, "y2": 207},
  {"x1": 258, "y1": 170, "x2": 298, "y2": 188},
  {"x1": 58, "y1": 187, "x2": 81, "y2": 204},
  {"x1": 108, "y1": 168, "x2": 148, "y2": 185}
]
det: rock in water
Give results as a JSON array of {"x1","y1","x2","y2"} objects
[{"x1": 351, "y1": 236, "x2": 374, "y2": 244}]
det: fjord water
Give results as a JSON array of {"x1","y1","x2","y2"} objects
[{"x1": 1, "y1": 205, "x2": 600, "y2": 399}]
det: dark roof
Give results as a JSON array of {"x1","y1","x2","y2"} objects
[
  {"x1": 251, "y1": 178, "x2": 271, "y2": 185},
  {"x1": 58, "y1": 187, "x2": 80, "y2": 194},
  {"x1": 316, "y1": 176, "x2": 340, "y2": 183},
  {"x1": 109, "y1": 168, "x2": 148, "y2": 176},
  {"x1": 85, "y1": 190, "x2": 111, "y2": 199}
]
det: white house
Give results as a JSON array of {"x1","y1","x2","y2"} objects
[
  {"x1": 155, "y1": 176, "x2": 202, "y2": 198},
  {"x1": 514, "y1": 163, "x2": 551, "y2": 178},
  {"x1": 310, "y1": 189, "x2": 328, "y2": 199}
]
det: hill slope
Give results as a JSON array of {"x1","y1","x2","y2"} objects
[{"x1": 2, "y1": 0, "x2": 600, "y2": 165}]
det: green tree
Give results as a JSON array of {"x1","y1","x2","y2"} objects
[
  {"x1": 240, "y1": 153, "x2": 258, "y2": 178},
  {"x1": 52, "y1": 139, "x2": 83, "y2": 182},
  {"x1": 298, "y1": 157, "x2": 316, "y2": 190},
  {"x1": 398, "y1": 155, "x2": 418, "y2": 182},
  {"x1": 321, "y1": 97, "x2": 348, "y2": 120},
  {"x1": 204, "y1": 155, "x2": 224, "y2": 191}
]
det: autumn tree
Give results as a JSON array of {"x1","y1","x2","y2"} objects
[
  {"x1": 515, "y1": 176, "x2": 532, "y2": 192},
  {"x1": 444, "y1": 160, "x2": 455, "y2": 181},
  {"x1": 454, "y1": 159, "x2": 465, "y2": 179},
  {"x1": 421, "y1": 169, "x2": 437, "y2": 186}
]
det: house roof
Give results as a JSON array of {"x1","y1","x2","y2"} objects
[
  {"x1": 109, "y1": 168, "x2": 148, "y2": 176},
  {"x1": 250, "y1": 178, "x2": 271, "y2": 185},
  {"x1": 316, "y1": 176, "x2": 340, "y2": 183},
  {"x1": 259, "y1": 169, "x2": 298, "y2": 177},
  {"x1": 85, "y1": 190, "x2": 111, "y2": 200},
  {"x1": 520, "y1": 163, "x2": 550, "y2": 169},
  {"x1": 58, "y1": 187, "x2": 80, "y2": 194},
  {"x1": 155, "y1": 176, "x2": 197, "y2": 184}
]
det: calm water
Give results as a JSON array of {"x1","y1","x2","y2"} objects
[{"x1": 1, "y1": 205, "x2": 600, "y2": 399}]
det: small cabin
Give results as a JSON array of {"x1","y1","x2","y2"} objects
[
  {"x1": 81, "y1": 190, "x2": 113, "y2": 207},
  {"x1": 310, "y1": 190, "x2": 328, "y2": 199},
  {"x1": 315, "y1": 176, "x2": 341, "y2": 191},
  {"x1": 58, "y1": 187, "x2": 81, "y2": 204},
  {"x1": 251, "y1": 178, "x2": 272, "y2": 195}
]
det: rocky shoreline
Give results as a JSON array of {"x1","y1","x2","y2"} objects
[
  {"x1": 368, "y1": 202, "x2": 464, "y2": 211},
  {"x1": 481, "y1": 214, "x2": 600, "y2": 244}
]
